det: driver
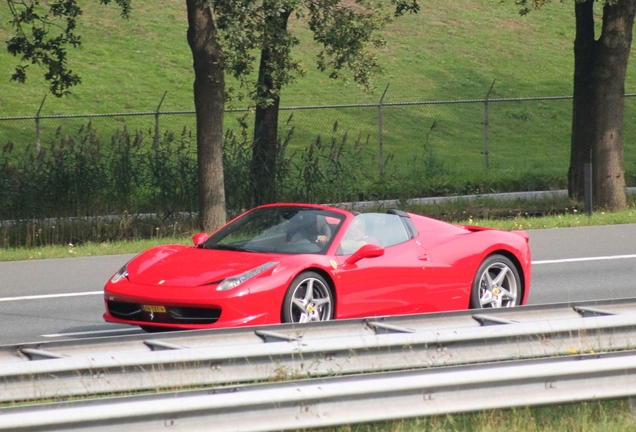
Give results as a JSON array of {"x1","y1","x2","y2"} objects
[{"x1": 287, "y1": 213, "x2": 331, "y2": 246}]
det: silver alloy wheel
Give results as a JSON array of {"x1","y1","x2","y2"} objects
[
  {"x1": 475, "y1": 258, "x2": 519, "y2": 308},
  {"x1": 284, "y1": 273, "x2": 333, "y2": 323}
]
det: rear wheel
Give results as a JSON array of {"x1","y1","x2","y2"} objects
[
  {"x1": 470, "y1": 254, "x2": 521, "y2": 309},
  {"x1": 282, "y1": 272, "x2": 333, "y2": 323}
]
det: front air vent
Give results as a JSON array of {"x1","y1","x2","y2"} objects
[{"x1": 107, "y1": 300, "x2": 221, "y2": 325}]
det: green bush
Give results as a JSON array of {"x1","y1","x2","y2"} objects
[{"x1": 0, "y1": 120, "x2": 631, "y2": 248}]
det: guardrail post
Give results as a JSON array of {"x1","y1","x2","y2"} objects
[
  {"x1": 378, "y1": 83, "x2": 389, "y2": 177},
  {"x1": 483, "y1": 80, "x2": 495, "y2": 168},
  {"x1": 153, "y1": 91, "x2": 167, "y2": 148}
]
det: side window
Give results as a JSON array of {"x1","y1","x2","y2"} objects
[
  {"x1": 368, "y1": 214, "x2": 410, "y2": 247},
  {"x1": 337, "y1": 214, "x2": 410, "y2": 254}
]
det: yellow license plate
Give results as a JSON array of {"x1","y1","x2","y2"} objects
[{"x1": 143, "y1": 305, "x2": 166, "y2": 313}]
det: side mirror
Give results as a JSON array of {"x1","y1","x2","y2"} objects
[
  {"x1": 192, "y1": 233, "x2": 209, "y2": 247},
  {"x1": 345, "y1": 243, "x2": 384, "y2": 266}
]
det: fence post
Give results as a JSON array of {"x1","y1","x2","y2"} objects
[
  {"x1": 483, "y1": 80, "x2": 495, "y2": 168},
  {"x1": 378, "y1": 83, "x2": 389, "y2": 177},
  {"x1": 153, "y1": 91, "x2": 168, "y2": 148},
  {"x1": 584, "y1": 163, "x2": 593, "y2": 216},
  {"x1": 35, "y1": 94, "x2": 47, "y2": 157}
]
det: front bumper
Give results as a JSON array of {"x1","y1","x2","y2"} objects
[{"x1": 103, "y1": 279, "x2": 282, "y2": 330}]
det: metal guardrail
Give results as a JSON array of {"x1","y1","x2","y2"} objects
[
  {"x1": 2, "y1": 349, "x2": 636, "y2": 431},
  {"x1": 2, "y1": 298, "x2": 636, "y2": 404}
]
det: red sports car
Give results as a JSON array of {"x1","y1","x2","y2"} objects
[{"x1": 103, "y1": 203, "x2": 531, "y2": 331}]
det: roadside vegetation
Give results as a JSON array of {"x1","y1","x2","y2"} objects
[
  {"x1": 1, "y1": 114, "x2": 635, "y2": 252},
  {"x1": 1, "y1": 195, "x2": 634, "y2": 262},
  {"x1": 317, "y1": 399, "x2": 636, "y2": 432}
]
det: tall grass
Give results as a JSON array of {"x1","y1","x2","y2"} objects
[
  {"x1": 2, "y1": 115, "x2": 634, "y2": 249},
  {"x1": 314, "y1": 399, "x2": 636, "y2": 432}
]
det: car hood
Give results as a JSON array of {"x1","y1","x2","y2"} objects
[{"x1": 126, "y1": 245, "x2": 280, "y2": 287}]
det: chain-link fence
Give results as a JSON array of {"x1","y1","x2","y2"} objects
[
  {"x1": 2, "y1": 94, "x2": 636, "y2": 215},
  {"x1": 3, "y1": 94, "x2": 636, "y2": 179},
  {"x1": 2, "y1": 94, "x2": 636, "y2": 246}
]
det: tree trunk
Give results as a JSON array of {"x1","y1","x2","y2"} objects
[
  {"x1": 568, "y1": 0, "x2": 595, "y2": 201},
  {"x1": 186, "y1": 0, "x2": 227, "y2": 231},
  {"x1": 251, "y1": 84, "x2": 282, "y2": 206},
  {"x1": 591, "y1": 0, "x2": 635, "y2": 210},
  {"x1": 250, "y1": 7, "x2": 291, "y2": 206}
]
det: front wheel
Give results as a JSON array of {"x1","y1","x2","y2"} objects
[
  {"x1": 282, "y1": 272, "x2": 333, "y2": 323},
  {"x1": 470, "y1": 254, "x2": 521, "y2": 309}
]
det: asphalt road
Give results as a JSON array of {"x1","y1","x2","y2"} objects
[{"x1": 0, "y1": 224, "x2": 635, "y2": 345}]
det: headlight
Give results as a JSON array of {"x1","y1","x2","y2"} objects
[
  {"x1": 217, "y1": 262, "x2": 279, "y2": 291},
  {"x1": 110, "y1": 264, "x2": 129, "y2": 284}
]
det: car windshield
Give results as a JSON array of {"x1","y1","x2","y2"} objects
[{"x1": 200, "y1": 206, "x2": 346, "y2": 254}]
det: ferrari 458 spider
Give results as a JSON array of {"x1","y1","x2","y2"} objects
[{"x1": 103, "y1": 203, "x2": 531, "y2": 331}]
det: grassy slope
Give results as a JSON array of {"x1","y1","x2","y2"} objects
[
  {"x1": 1, "y1": 1, "x2": 629, "y2": 115},
  {"x1": 3, "y1": 1, "x2": 636, "y2": 180},
  {"x1": 4, "y1": 1, "x2": 636, "y2": 180}
]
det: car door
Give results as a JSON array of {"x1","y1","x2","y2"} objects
[{"x1": 332, "y1": 213, "x2": 433, "y2": 319}]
